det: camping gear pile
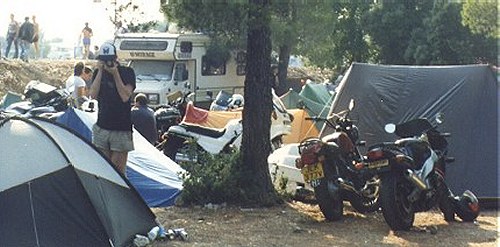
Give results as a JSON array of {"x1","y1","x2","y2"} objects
[
  {"x1": 1, "y1": 80, "x2": 69, "y2": 118},
  {"x1": 160, "y1": 89, "x2": 293, "y2": 162}
]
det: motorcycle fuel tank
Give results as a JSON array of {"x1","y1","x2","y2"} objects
[{"x1": 322, "y1": 132, "x2": 354, "y2": 154}]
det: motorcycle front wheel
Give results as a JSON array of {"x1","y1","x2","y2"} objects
[
  {"x1": 380, "y1": 174, "x2": 415, "y2": 231},
  {"x1": 314, "y1": 179, "x2": 343, "y2": 221},
  {"x1": 271, "y1": 136, "x2": 284, "y2": 151},
  {"x1": 162, "y1": 135, "x2": 185, "y2": 161},
  {"x1": 436, "y1": 173, "x2": 456, "y2": 222},
  {"x1": 348, "y1": 176, "x2": 381, "y2": 213}
]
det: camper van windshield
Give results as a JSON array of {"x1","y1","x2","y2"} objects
[{"x1": 130, "y1": 61, "x2": 174, "y2": 82}]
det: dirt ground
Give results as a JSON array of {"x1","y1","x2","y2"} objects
[
  {"x1": 1, "y1": 59, "x2": 498, "y2": 247},
  {"x1": 150, "y1": 201, "x2": 498, "y2": 247}
]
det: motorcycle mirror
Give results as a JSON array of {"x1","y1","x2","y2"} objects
[
  {"x1": 384, "y1": 123, "x2": 396, "y2": 133},
  {"x1": 435, "y1": 112, "x2": 444, "y2": 124},
  {"x1": 348, "y1": 99, "x2": 355, "y2": 111},
  {"x1": 187, "y1": 92, "x2": 195, "y2": 102}
]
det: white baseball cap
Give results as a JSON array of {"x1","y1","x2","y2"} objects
[{"x1": 96, "y1": 42, "x2": 117, "y2": 61}]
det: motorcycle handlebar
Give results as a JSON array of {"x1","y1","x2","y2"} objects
[{"x1": 305, "y1": 116, "x2": 337, "y2": 128}]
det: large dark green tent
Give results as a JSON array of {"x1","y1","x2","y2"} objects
[{"x1": 323, "y1": 63, "x2": 498, "y2": 199}]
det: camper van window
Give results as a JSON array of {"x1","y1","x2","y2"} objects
[
  {"x1": 174, "y1": 63, "x2": 188, "y2": 81},
  {"x1": 120, "y1": 40, "x2": 168, "y2": 51},
  {"x1": 236, "y1": 51, "x2": 246, "y2": 75},
  {"x1": 130, "y1": 60, "x2": 174, "y2": 81},
  {"x1": 236, "y1": 51, "x2": 246, "y2": 64},
  {"x1": 201, "y1": 55, "x2": 226, "y2": 76},
  {"x1": 180, "y1": 41, "x2": 193, "y2": 53}
]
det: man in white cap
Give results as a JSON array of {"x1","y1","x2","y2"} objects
[{"x1": 89, "y1": 41, "x2": 136, "y2": 175}]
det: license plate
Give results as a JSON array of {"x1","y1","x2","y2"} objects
[
  {"x1": 301, "y1": 162, "x2": 324, "y2": 183},
  {"x1": 366, "y1": 159, "x2": 389, "y2": 169}
]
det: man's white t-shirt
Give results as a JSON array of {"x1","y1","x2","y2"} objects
[{"x1": 65, "y1": 75, "x2": 86, "y2": 98}]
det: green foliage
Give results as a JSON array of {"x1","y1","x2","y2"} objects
[
  {"x1": 415, "y1": 1, "x2": 497, "y2": 65},
  {"x1": 461, "y1": 0, "x2": 498, "y2": 38},
  {"x1": 205, "y1": 40, "x2": 232, "y2": 67},
  {"x1": 293, "y1": 2, "x2": 373, "y2": 72},
  {"x1": 107, "y1": 1, "x2": 160, "y2": 32},
  {"x1": 177, "y1": 142, "x2": 243, "y2": 206},
  {"x1": 363, "y1": 1, "x2": 433, "y2": 65},
  {"x1": 365, "y1": 0, "x2": 497, "y2": 66},
  {"x1": 162, "y1": 1, "x2": 248, "y2": 49},
  {"x1": 269, "y1": 165, "x2": 294, "y2": 201}
]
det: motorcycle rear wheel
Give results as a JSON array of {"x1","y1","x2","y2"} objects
[
  {"x1": 380, "y1": 174, "x2": 415, "y2": 231},
  {"x1": 314, "y1": 179, "x2": 343, "y2": 221}
]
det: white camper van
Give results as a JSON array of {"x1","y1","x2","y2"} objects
[{"x1": 114, "y1": 32, "x2": 246, "y2": 107}]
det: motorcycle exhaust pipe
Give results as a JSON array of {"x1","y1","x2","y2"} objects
[
  {"x1": 404, "y1": 169, "x2": 428, "y2": 190},
  {"x1": 337, "y1": 178, "x2": 360, "y2": 195}
]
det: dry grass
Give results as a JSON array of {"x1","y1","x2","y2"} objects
[{"x1": 151, "y1": 201, "x2": 498, "y2": 247}]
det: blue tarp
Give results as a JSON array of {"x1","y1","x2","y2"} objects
[{"x1": 57, "y1": 107, "x2": 184, "y2": 207}]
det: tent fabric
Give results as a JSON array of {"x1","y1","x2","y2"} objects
[
  {"x1": 280, "y1": 84, "x2": 334, "y2": 143},
  {"x1": 299, "y1": 82, "x2": 333, "y2": 107},
  {"x1": 282, "y1": 109, "x2": 320, "y2": 144},
  {"x1": 281, "y1": 85, "x2": 333, "y2": 119},
  {"x1": 0, "y1": 116, "x2": 157, "y2": 247},
  {"x1": 324, "y1": 63, "x2": 498, "y2": 199},
  {"x1": 57, "y1": 108, "x2": 184, "y2": 207}
]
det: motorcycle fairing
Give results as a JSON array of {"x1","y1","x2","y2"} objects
[
  {"x1": 179, "y1": 123, "x2": 227, "y2": 138},
  {"x1": 417, "y1": 150, "x2": 438, "y2": 189},
  {"x1": 395, "y1": 138, "x2": 431, "y2": 170}
]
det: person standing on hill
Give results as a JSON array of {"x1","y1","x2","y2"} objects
[
  {"x1": 31, "y1": 15, "x2": 40, "y2": 59},
  {"x1": 89, "y1": 42, "x2": 136, "y2": 175},
  {"x1": 5, "y1": 14, "x2": 19, "y2": 59},
  {"x1": 18, "y1": 17, "x2": 34, "y2": 62},
  {"x1": 81, "y1": 22, "x2": 93, "y2": 59}
]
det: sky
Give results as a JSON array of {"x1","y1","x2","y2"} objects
[{"x1": 0, "y1": 0, "x2": 163, "y2": 47}]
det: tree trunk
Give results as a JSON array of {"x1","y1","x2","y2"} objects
[
  {"x1": 238, "y1": 0, "x2": 280, "y2": 206},
  {"x1": 276, "y1": 44, "x2": 291, "y2": 95}
]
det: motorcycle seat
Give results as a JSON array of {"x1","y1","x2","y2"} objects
[{"x1": 180, "y1": 123, "x2": 227, "y2": 138}]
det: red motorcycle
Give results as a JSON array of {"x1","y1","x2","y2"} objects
[{"x1": 295, "y1": 100, "x2": 380, "y2": 221}]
